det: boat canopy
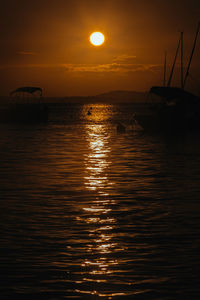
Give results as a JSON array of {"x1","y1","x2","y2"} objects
[
  {"x1": 10, "y1": 87, "x2": 42, "y2": 96},
  {"x1": 150, "y1": 86, "x2": 197, "y2": 102}
]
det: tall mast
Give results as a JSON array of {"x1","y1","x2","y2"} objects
[
  {"x1": 180, "y1": 32, "x2": 184, "y2": 88},
  {"x1": 183, "y1": 22, "x2": 200, "y2": 89},
  {"x1": 163, "y1": 51, "x2": 167, "y2": 86},
  {"x1": 167, "y1": 32, "x2": 182, "y2": 87}
]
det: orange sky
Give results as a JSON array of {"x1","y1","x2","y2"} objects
[{"x1": 0, "y1": 0, "x2": 200, "y2": 96}]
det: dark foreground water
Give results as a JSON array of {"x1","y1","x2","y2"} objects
[{"x1": 0, "y1": 103, "x2": 200, "y2": 299}]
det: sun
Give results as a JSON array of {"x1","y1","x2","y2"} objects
[{"x1": 90, "y1": 32, "x2": 105, "y2": 46}]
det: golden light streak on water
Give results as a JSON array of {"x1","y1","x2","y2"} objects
[
  {"x1": 84, "y1": 122, "x2": 112, "y2": 194},
  {"x1": 79, "y1": 114, "x2": 122, "y2": 297}
]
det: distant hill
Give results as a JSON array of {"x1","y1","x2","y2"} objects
[
  {"x1": 0, "y1": 90, "x2": 148, "y2": 104},
  {"x1": 45, "y1": 90, "x2": 148, "y2": 103},
  {"x1": 94, "y1": 90, "x2": 147, "y2": 102}
]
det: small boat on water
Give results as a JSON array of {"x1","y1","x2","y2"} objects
[
  {"x1": 135, "y1": 23, "x2": 200, "y2": 133},
  {"x1": 0, "y1": 86, "x2": 48, "y2": 123}
]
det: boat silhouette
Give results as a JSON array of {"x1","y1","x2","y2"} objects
[
  {"x1": 135, "y1": 23, "x2": 200, "y2": 132},
  {"x1": 0, "y1": 86, "x2": 48, "y2": 123}
]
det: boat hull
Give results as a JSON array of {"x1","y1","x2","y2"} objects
[{"x1": 135, "y1": 103, "x2": 200, "y2": 133}]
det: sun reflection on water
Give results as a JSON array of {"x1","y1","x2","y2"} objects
[
  {"x1": 84, "y1": 123, "x2": 113, "y2": 196},
  {"x1": 77, "y1": 108, "x2": 125, "y2": 297}
]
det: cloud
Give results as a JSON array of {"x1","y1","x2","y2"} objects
[
  {"x1": 113, "y1": 54, "x2": 137, "y2": 63},
  {"x1": 0, "y1": 62, "x2": 161, "y2": 74},
  {"x1": 62, "y1": 62, "x2": 160, "y2": 73},
  {"x1": 17, "y1": 51, "x2": 37, "y2": 56}
]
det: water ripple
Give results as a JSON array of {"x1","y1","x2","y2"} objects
[{"x1": 0, "y1": 104, "x2": 200, "y2": 299}]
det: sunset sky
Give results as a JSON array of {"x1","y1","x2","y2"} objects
[{"x1": 0, "y1": 0, "x2": 200, "y2": 96}]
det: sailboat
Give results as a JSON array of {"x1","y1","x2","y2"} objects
[{"x1": 135, "y1": 23, "x2": 200, "y2": 132}]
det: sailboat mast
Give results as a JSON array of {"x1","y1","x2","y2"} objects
[
  {"x1": 163, "y1": 51, "x2": 167, "y2": 86},
  {"x1": 183, "y1": 22, "x2": 200, "y2": 89},
  {"x1": 167, "y1": 33, "x2": 181, "y2": 87},
  {"x1": 180, "y1": 32, "x2": 184, "y2": 88}
]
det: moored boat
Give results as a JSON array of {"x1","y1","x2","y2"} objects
[
  {"x1": 135, "y1": 23, "x2": 200, "y2": 133},
  {"x1": 0, "y1": 86, "x2": 48, "y2": 123},
  {"x1": 135, "y1": 86, "x2": 200, "y2": 132}
]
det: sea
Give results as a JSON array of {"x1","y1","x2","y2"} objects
[{"x1": 0, "y1": 103, "x2": 200, "y2": 299}]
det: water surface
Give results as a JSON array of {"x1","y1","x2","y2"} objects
[{"x1": 0, "y1": 103, "x2": 200, "y2": 299}]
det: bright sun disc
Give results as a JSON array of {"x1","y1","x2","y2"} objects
[{"x1": 90, "y1": 32, "x2": 105, "y2": 46}]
